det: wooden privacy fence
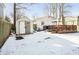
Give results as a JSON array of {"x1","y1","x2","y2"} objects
[
  {"x1": 0, "y1": 20, "x2": 12, "y2": 48},
  {"x1": 43, "y1": 25, "x2": 77, "y2": 33}
]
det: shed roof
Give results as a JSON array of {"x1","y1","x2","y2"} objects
[{"x1": 17, "y1": 16, "x2": 31, "y2": 22}]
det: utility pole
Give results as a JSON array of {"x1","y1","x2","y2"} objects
[
  {"x1": 14, "y1": 3, "x2": 16, "y2": 34},
  {"x1": 14, "y1": 3, "x2": 24, "y2": 40}
]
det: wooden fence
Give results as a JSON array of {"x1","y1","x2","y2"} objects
[
  {"x1": 0, "y1": 20, "x2": 12, "y2": 48},
  {"x1": 43, "y1": 25, "x2": 77, "y2": 33}
]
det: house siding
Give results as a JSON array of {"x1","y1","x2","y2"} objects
[
  {"x1": 33, "y1": 16, "x2": 79, "y2": 31},
  {"x1": 33, "y1": 16, "x2": 57, "y2": 30},
  {"x1": 0, "y1": 3, "x2": 5, "y2": 19}
]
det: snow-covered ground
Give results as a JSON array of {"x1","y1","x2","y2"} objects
[{"x1": 0, "y1": 31, "x2": 79, "y2": 55}]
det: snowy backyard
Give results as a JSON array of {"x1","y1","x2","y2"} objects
[{"x1": 0, "y1": 31, "x2": 79, "y2": 55}]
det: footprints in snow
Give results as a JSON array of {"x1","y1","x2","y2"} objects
[{"x1": 37, "y1": 37, "x2": 52, "y2": 43}]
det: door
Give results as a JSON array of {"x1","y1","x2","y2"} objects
[
  {"x1": 19, "y1": 21, "x2": 25, "y2": 34},
  {"x1": 33, "y1": 24, "x2": 37, "y2": 31}
]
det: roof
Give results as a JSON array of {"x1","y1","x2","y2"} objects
[
  {"x1": 33, "y1": 16, "x2": 56, "y2": 22},
  {"x1": 64, "y1": 16, "x2": 78, "y2": 18},
  {"x1": 17, "y1": 16, "x2": 31, "y2": 22}
]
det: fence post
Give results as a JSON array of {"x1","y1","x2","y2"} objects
[{"x1": 0, "y1": 49, "x2": 1, "y2": 55}]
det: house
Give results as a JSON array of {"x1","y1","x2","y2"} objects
[
  {"x1": 33, "y1": 16, "x2": 57, "y2": 31},
  {"x1": 0, "y1": 3, "x2": 5, "y2": 19},
  {"x1": 33, "y1": 16, "x2": 79, "y2": 31},
  {"x1": 64, "y1": 16, "x2": 78, "y2": 25},
  {"x1": 64, "y1": 16, "x2": 79, "y2": 31},
  {"x1": 16, "y1": 16, "x2": 33, "y2": 35}
]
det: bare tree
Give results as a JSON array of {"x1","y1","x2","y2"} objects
[
  {"x1": 16, "y1": 10, "x2": 25, "y2": 20},
  {"x1": 45, "y1": 3, "x2": 71, "y2": 25},
  {"x1": 61, "y1": 3, "x2": 64, "y2": 25},
  {"x1": 5, "y1": 16, "x2": 11, "y2": 22},
  {"x1": 44, "y1": 3, "x2": 58, "y2": 18},
  {"x1": 51, "y1": 3, "x2": 58, "y2": 18},
  {"x1": 59, "y1": 3, "x2": 72, "y2": 25}
]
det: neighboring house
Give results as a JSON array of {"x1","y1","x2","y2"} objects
[
  {"x1": 33, "y1": 16, "x2": 57, "y2": 30},
  {"x1": 64, "y1": 16, "x2": 78, "y2": 25},
  {"x1": 33, "y1": 16, "x2": 79, "y2": 31},
  {"x1": 0, "y1": 3, "x2": 5, "y2": 19},
  {"x1": 16, "y1": 16, "x2": 33, "y2": 35},
  {"x1": 64, "y1": 16, "x2": 79, "y2": 31}
]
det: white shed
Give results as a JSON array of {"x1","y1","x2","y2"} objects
[{"x1": 16, "y1": 16, "x2": 33, "y2": 35}]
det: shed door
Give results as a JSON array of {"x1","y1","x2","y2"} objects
[{"x1": 20, "y1": 21, "x2": 25, "y2": 34}]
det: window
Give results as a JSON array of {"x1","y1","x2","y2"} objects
[
  {"x1": 41, "y1": 21, "x2": 44, "y2": 25},
  {"x1": 52, "y1": 21, "x2": 57, "y2": 23}
]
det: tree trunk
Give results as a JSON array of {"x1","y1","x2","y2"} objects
[{"x1": 61, "y1": 3, "x2": 65, "y2": 25}]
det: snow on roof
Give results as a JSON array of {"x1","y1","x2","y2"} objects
[
  {"x1": 64, "y1": 16, "x2": 78, "y2": 18},
  {"x1": 33, "y1": 16, "x2": 56, "y2": 22},
  {"x1": 17, "y1": 16, "x2": 31, "y2": 22}
]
